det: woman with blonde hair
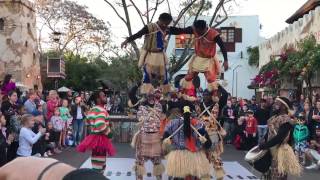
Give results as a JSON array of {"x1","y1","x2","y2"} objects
[
  {"x1": 17, "y1": 114, "x2": 46, "y2": 157},
  {"x1": 46, "y1": 90, "x2": 59, "y2": 122}
]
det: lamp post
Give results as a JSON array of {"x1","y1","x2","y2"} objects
[{"x1": 232, "y1": 64, "x2": 242, "y2": 97}]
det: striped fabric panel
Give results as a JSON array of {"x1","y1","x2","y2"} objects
[
  {"x1": 91, "y1": 155, "x2": 106, "y2": 171},
  {"x1": 86, "y1": 106, "x2": 109, "y2": 133}
]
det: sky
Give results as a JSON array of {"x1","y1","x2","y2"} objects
[{"x1": 73, "y1": 0, "x2": 306, "y2": 44}]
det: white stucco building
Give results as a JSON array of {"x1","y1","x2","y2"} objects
[
  {"x1": 0, "y1": 0, "x2": 41, "y2": 89},
  {"x1": 168, "y1": 15, "x2": 263, "y2": 99},
  {"x1": 259, "y1": 0, "x2": 320, "y2": 68}
]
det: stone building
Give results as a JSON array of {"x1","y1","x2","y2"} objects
[{"x1": 0, "y1": 0, "x2": 41, "y2": 89}]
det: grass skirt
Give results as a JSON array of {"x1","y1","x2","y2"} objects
[
  {"x1": 77, "y1": 134, "x2": 116, "y2": 156},
  {"x1": 139, "y1": 49, "x2": 167, "y2": 76},
  {"x1": 166, "y1": 150, "x2": 212, "y2": 178}
]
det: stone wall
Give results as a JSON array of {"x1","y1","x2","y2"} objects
[
  {"x1": 0, "y1": 0, "x2": 41, "y2": 89},
  {"x1": 259, "y1": 6, "x2": 320, "y2": 69}
]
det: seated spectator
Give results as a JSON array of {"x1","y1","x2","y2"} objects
[
  {"x1": 17, "y1": 114, "x2": 46, "y2": 157},
  {"x1": 233, "y1": 116, "x2": 246, "y2": 150}
]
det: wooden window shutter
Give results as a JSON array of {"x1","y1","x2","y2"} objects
[{"x1": 235, "y1": 28, "x2": 242, "y2": 42}]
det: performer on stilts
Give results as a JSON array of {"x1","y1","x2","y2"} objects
[
  {"x1": 258, "y1": 97, "x2": 302, "y2": 180},
  {"x1": 121, "y1": 13, "x2": 192, "y2": 94},
  {"x1": 179, "y1": 20, "x2": 229, "y2": 102},
  {"x1": 77, "y1": 91, "x2": 116, "y2": 173},
  {"x1": 162, "y1": 105, "x2": 212, "y2": 180},
  {"x1": 129, "y1": 87, "x2": 165, "y2": 180}
]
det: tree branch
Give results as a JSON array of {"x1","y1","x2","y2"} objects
[
  {"x1": 172, "y1": 0, "x2": 197, "y2": 27},
  {"x1": 146, "y1": 0, "x2": 149, "y2": 23},
  {"x1": 103, "y1": 0, "x2": 127, "y2": 25},
  {"x1": 121, "y1": 0, "x2": 140, "y2": 58},
  {"x1": 213, "y1": 4, "x2": 228, "y2": 28},
  {"x1": 166, "y1": 0, "x2": 172, "y2": 15},
  {"x1": 150, "y1": 0, "x2": 165, "y2": 22},
  {"x1": 129, "y1": 0, "x2": 146, "y2": 26},
  {"x1": 194, "y1": 0, "x2": 205, "y2": 21},
  {"x1": 209, "y1": 0, "x2": 225, "y2": 27},
  {"x1": 169, "y1": 54, "x2": 193, "y2": 77}
]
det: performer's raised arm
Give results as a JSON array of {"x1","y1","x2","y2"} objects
[
  {"x1": 121, "y1": 26, "x2": 149, "y2": 48},
  {"x1": 215, "y1": 35, "x2": 229, "y2": 70},
  {"x1": 167, "y1": 26, "x2": 193, "y2": 35}
]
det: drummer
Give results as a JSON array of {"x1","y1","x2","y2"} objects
[{"x1": 258, "y1": 97, "x2": 301, "y2": 180}]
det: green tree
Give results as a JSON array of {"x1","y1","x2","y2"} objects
[
  {"x1": 181, "y1": 0, "x2": 213, "y2": 16},
  {"x1": 99, "y1": 56, "x2": 142, "y2": 91},
  {"x1": 43, "y1": 52, "x2": 105, "y2": 91},
  {"x1": 247, "y1": 46, "x2": 259, "y2": 67}
]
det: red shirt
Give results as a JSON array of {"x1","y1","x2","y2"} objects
[
  {"x1": 246, "y1": 117, "x2": 257, "y2": 134},
  {"x1": 194, "y1": 28, "x2": 219, "y2": 58},
  {"x1": 47, "y1": 99, "x2": 59, "y2": 121}
]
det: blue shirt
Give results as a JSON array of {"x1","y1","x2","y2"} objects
[
  {"x1": 17, "y1": 127, "x2": 42, "y2": 156},
  {"x1": 24, "y1": 99, "x2": 37, "y2": 114}
]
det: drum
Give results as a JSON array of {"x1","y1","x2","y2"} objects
[{"x1": 245, "y1": 146, "x2": 272, "y2": 173}]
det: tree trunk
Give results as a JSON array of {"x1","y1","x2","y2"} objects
[{"x1": 122, "y1": 0, "x2": 140, "y2": 58}]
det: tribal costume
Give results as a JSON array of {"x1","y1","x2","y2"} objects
[
  {"x1": 125, "y1": 23, "x2": 189, "y2": 94},
  {"x1": 77, "y1": 106, "x2": 115, "y2": 173},
  {"x1": 201, "y1": 103, "x2": 226, "y2": 180},
  {"x1": 133, "y1": 99, "x2": 165, "y2": 180},
  {"x1": 259, "y1": 97, "x2": 302, "y2": 180},
  {"x1": 180, "y1": 25, "x2": 228, "y2": 102},
  {"x1": 163, "y1": 106, "x2": 212, "y2": 180}
]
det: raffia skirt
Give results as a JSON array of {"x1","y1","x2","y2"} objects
[
  {"x1": 139, "y1": 49, "x2": 168, "y2": 77},
  {"x1": 188, "y1": 55, "x2": 220, "y2": 74},
  {"x1": 166, "y1": 150, "x2": 212, "y2": 178}
]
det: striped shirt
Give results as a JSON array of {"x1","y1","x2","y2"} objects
[{"x1": 86, "y1": 106, "x2": 109, "y2": 134}]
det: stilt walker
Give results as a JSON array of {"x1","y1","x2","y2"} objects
[
  {"x1": 121, "y1": 13, "x2": 192, "y2": 94},
  {"x1": 179, "y1": 20, "x2": 229, "y2": 102},
  {"x1": 77, "y1": 91, "x2": 116, "y2": 173}
]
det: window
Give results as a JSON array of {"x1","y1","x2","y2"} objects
[
  {"x1": 25, "y1": 41, "x2": 28, "y2": 47},
  {"x1": 0, "y1": 18, "x2": 4, "y2": 31},
  {"x1": 220, "y1": 27, "x2": 235, "y2": 43},
  {"x1": 228, "y1": 29, "x2": 235, "y2": 42},
  {"x1": 27, "y1": 23, "x2": 30, "y2": 29}
]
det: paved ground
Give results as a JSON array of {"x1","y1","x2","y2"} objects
[{"x1": 52, "y1": 143, "x2": 319, "y2": 180}]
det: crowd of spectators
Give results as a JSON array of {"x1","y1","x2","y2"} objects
[{"x1": 221, "y1": 93, "x2": 320, "y2": 170}]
